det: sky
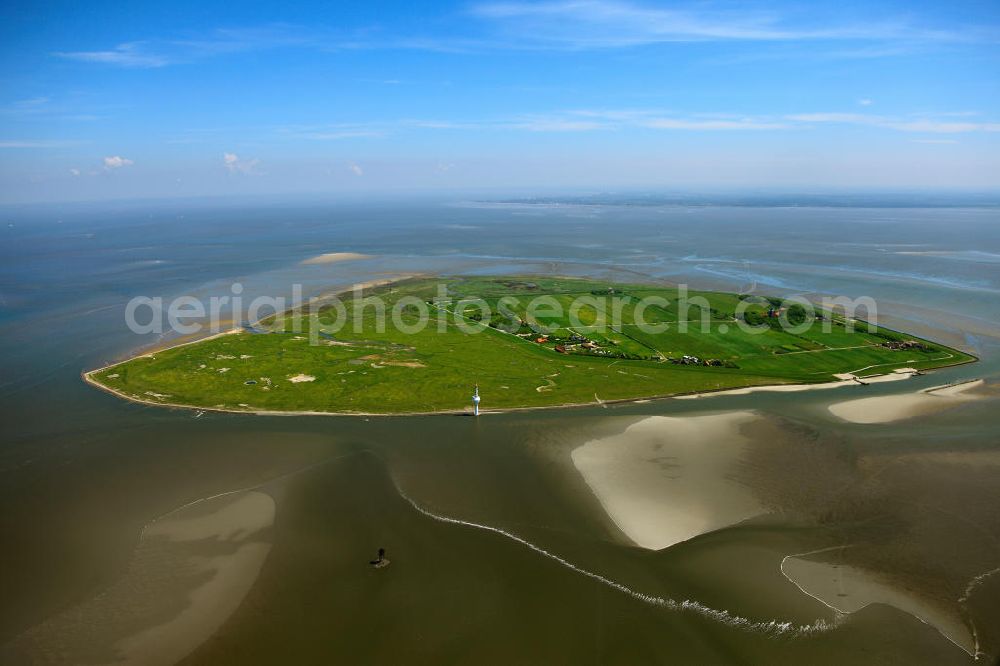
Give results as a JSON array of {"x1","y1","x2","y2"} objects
[{"x1": 1, "y1": 0, "x2": 999, "y2": 203}]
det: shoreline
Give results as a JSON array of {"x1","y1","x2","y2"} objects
[
  {"x1": 82, "y1": 364, "x2": 974, "y2": 419},
  {"x1": 82, "y1": 275, "x2": 980, "y2": 418},
  {"x1": 85, "y1": 273, "x2": 424, "y2": 368}
]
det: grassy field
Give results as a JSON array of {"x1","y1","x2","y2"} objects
[{"x1": 87, "y1": 276, "x2": 976, "y2": 414}]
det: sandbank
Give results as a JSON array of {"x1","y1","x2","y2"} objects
[
  {"x1": 674, "y1": 368, "x2": 919, "y2": 400},
  {"x1": 9, "y1": 490, "x2": 275, "y2": 665},
  {"x1": 781, "y1": 550, "x2": 975, "y2": 655},
  {"x1": 828, "y1": 379, "x2": 986, "y2": 424},
  {"x1": 300, "y1": 252, "x2": 372, "y2": 265},
  {"x1": 571, "y1": 412, "x2": 765, "y2": 550}
]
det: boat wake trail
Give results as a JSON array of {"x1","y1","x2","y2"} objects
[{"x1": 395, "y1": 484, "x2": 835, "y2": 639}]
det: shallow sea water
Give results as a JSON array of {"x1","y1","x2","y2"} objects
[{"x1": 1, "y1": 197, "x2": 998, "y2": 664}]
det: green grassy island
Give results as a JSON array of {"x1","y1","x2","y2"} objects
[{"x1": 86, "y1": 276, "x2": 975, "y2": 415}]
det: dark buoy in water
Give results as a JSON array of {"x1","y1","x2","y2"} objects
[{"x1": 370, "y1": 547, "x2": 390, "y2": 569}]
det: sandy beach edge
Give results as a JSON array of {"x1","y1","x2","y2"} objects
[
  {"x1": 81, "y1": 276, "x2": 979, "y2": 418},
  {"x1": 82, "y1": 364, "x2": 977, "y2": 419}
]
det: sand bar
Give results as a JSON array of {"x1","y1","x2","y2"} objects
[
  {"x1": 828, "y1": 379, "x2": 986, "y2": 424},
  {"x1": 111, "y1": 491, "x2": 275, "y2": 665},
  {"x1": 782, "y1": 551, "x2": 975, "y2": 655},
  {"x1": 301, "y1": 252, "x2": 372, "y2": 265},
  {"x1": 571, "y1": 412, "x2": 765, "y2": 550},
  {"x1": 8, "y1": 490, "x2": 275, "y2": 665},
  {"x1": 674, "y1": 368, "x2": 919, "y2": 400}
]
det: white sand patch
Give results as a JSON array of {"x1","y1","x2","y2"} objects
[
  {"x1": 829, "y1": 379, "x2": 985, "y2": 424},
  {"x1": 782, "y1": 552, "x2": 975, "y2": 655},
  {"x1": 144, "y1": 391, "x2": 171, "y2": 399},
  {"x1": 676, "y1": 369, "x2": 917, "y2": 400},
  {"x1": 571, "y1": 412, "x2": 766, "y2": 550},
  {"x1": 217, "y1": 367, "x2": 230, "y2": 373},
  {"x1": 106, "y1": 373, "x2": 119, "y2": 378},
  {"x1": 288, "y1": 374, "x2": 316, "y2": 383},
  {"x1": 925, "y1": 378, "x2": 985, "y2": 397},
  {"x1": 300, "y1": 251, "x2": 372, "y2": 265}
]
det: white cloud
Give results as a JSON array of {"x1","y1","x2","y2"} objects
[
  {"x1": 389, "y1": 108, "x2": 1000, "y2": 135},
  {"x1": 402, "y1": 110, "x2": 787, "y2": 133},
  {"x1": 280, "y1": 125, "x2": 385, "y2": 140},
  {"x1": 405, "y1": 120, "x2": 483, "y2": 130},
  {"x1": 53, "y1": 26, "x2": 322, "y2": 69},
  {"x1": 103, "y1": 155, "x2": 134, "y2": 169},
  {"x1": 223, "y1": 152, "x2": 260, "y2": 174},
  {"x1": 0, "y1": 139, "x2": 83, "y2": 148},
  {"x1": 55, "y1": 42, "x2": 173, "y2": 68},
  {"x1": 858, "y1": 98, "x2": 873, "y2": 106},
  {"x1": 69, "y1": 168, "x2": 81, "y2": 176},
  {"x1": 469, "y1": 0, "x2": 966, "y2": 48},
  {"x1": 305, "y1": 130, "x2": 384, "y2": 140},
  {"x1": 0, "y1": 97, "x2": 50, "y2": 116},
  {"x1": 910, "y1": 138, "x2": 958, "y2": 144},
  {"x1": 512, "y1": 117, "x2": 608, "y2": 131},
  {"x1": 886, "y1": 119, "x2": 1000, "y2": 133},
  {"x1": 642, "y1": 117, "x2": 787, "y2": 130},
  {"x1": 349, "y1": 163, "x2": 364, "y2": 176},
  {"x1": 787, "y1": 112, "x2": 873, "y2": 125},
  {"x1": 48, "y1": 3, "x2": 983, "y2": 73},
  {"x1": 401, "y1": 107, "x2": 1000, "y2": 135},
  {"x1": 786, "y1": 112, "x2": 1000, "y2": 133},
  {"x1": 259, "y1": 109, "x2": 1000, "y2": 143}
]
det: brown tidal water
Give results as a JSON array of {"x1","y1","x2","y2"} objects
[{"x1": 1, "y1": 197, "x2": 998, "y2": 664}]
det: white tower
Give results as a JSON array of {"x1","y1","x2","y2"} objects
[{"x1": 472, "y1": 384, "x2": 481, "y2": 416}]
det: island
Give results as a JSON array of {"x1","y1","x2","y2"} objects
[{"x1": 85, "y1": 276, "x2": 976, "y2": 415}]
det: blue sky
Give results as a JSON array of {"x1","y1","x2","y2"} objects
[{"x1": 1, "y1": 0, "x2": 998, "y2": 202}]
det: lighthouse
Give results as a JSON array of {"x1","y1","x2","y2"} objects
[{"x1": 472, "y1": 384, "x2": 481, "y2": 416}]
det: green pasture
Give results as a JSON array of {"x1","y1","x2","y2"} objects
[{"x1": 89, "y1": 276, "x2": 975, "y2": 414}]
